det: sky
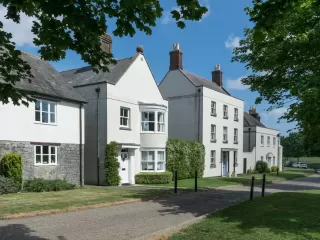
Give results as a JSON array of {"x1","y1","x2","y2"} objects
[{"x1": 0, "y1": 0, "x2": 296, "y2": 135}]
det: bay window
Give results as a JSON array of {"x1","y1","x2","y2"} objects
[
  {"x1": 141, "y1": 150, "x2": 165, "y2": 172},
  {"x1": 35, "y1": 145, "x2": 57, "y2": 165},
  {"x1": 35, "y1": 99, "x2": 56, "y2": 124},
  {"x1": 158, "y1": 112, "x2": 165, "y2": 132},
  {"x1": 141, "y1": 111, "x2": 165, "y2": 133}
]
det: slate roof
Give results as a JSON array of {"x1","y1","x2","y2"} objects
[
  {"x1": 5, "y1": 52, "x2": 86, "y2": 103},
  {"x1": 60, "y1": 56, "x2": 137, "y2": 87},
  {"x1": 244, "y1": 112, "x2": 267, "y2": 128},
  {"x1": 180, "y1": 70, "x2": 230, "y2": 96}
]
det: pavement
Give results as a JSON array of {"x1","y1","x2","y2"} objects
[{"x1": 1, "y1": 175, "x2": 320, "y2": 240}]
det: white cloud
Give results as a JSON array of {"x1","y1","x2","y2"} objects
[
  {"x1": 0, "y1": 5, "x2": 36, "y2": 46},
  {"x1": 261, "y1": 108, "x2": 288, "y2": 121},
  {"x1": 225, "y1": 35, "x2": 241, "y2": 49},
  {"x1": 226, "y1": 76, "x2": 249, "y2": 90}
]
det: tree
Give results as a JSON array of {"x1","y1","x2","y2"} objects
[
  {"x1": 0, "y1": 0, "x2": 208, "y2": 106},
  {"x1": 280, "y1": 132, "x2": 305, "y2": 161},
  {"x1": 233, "y1": 0, "x2": 320, "y2": 143}
]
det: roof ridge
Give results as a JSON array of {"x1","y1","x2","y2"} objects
[{"x1": 21, "y1": 52, "x2": 42, "y2": 60}]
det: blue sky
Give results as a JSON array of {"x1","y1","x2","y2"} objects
[{"x1": 1, "y1": 0, "x2": 295, "y2": 135}]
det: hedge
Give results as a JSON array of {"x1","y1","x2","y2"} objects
[
  {"x1": 255, "y1": 160, "x2": 269, "y2": 173},
  {"x1": 135, "y1": 172, "x2": 172, "y2": 184},
  {"x1": 105, "y1": 141, "x2": 121, "y2": 186},
  {"x1": 0, "y1": 176, "x2": 20, "y2": 194},
  {"x1": 0, "y1": 153, "x2": 22, "y2": 186},
  {"x1": 166, "y1": 139, "x2": 205, "y2": 180},
  {"x1": 23, "y1": 179, "x2": 76, "y2": 192}
]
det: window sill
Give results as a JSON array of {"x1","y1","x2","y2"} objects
[
  {"x1": 119, "y1": 127, "x2": 132, "y2": 131},
  {"x1": 223, "y1": 116, "x2": 229, "y2": 119},
  {"x1": 234, "y1": 141, "x2": 239, "y2": 144},
  {"x1": 34, "y1": 164, "x2": 58, "y2": 166},
  {"x1": 211, "y1": 113, "x2": 217, "y2": 117},
  {"x1": 140, "y1": 131, "x2": 166, "y2": 134},
  {"x1": 234, "y1": 118, "x2": 239, "y2": 122},
  {"x1": 210, "y1": 164, "x2": 216, "y2": 169},
  {"x1": 210, "y1": 139, "x2": 217, "y2": 143},
  {"x1": 223, "y1": 141, "x2": 228, "y2": 144},
  {"x1": 34, "y1": 122, "x2": 57, "y2": 126},
  {"x1": 140, "y1": 170, "x2": 165, "y2": 173}
]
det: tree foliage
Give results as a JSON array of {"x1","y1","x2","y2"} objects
[
  {"x1": 280, "y1": 132, "x2": 305, "y2": 160},
  {"x1": 233, "y1": 0, "x2": 320, "y2": 142},
  {"x1": 0, "y1": 0, "x2": 208, "y2": 106},
  {"x1": 105, "y1": 141, "x2": 120, "y2": 186}
]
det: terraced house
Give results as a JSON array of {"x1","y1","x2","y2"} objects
[
  {"x1": 0, "y1": 52, "x2": 86, "y2": 185},
  {"x1": 159, "y1": 43, "x2": 244, "y2": 177},
  {"x1": 62, "y1": 34, "x2": 168, "y2": 185}
]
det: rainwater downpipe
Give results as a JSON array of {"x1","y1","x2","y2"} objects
[
  {"x1": 79, "y1": 103, "x2": 83, "y2": 187},
  {"x1": 95, "y1": 87, "x2": 100, "y2": 186},
  {"x1": 197, "y1": 88, "x2": 201, "y2": 142}
]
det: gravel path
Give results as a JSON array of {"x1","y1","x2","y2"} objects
[{"x1": 1, "y1": 175, "x2": 319, "y2": 240}]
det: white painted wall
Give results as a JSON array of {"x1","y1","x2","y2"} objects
[{"x1": 0, "y1": 99, "x2": 84, "y2": 144}]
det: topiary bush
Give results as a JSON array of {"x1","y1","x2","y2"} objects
[
  {"x1": 135, "y1": 172, "x2": 173, "y2": 184},
  {"x1": 0, "y1": 153, "x2": 22, "y2": 186},
  {"x1": 255, "y1": 160, "x2": 268, "y2": 173},
  {"x1": 0, "y1": 176, "x2": 20, "y2": 194},
  {"x1": 23, "y1": 179, "x2": 75, "y2": 192},
  {"x1": 266, "y1": 168, "x2": 271, "y2": 173},
  {"x1": 271, "y1": 166, "x2": 279, "y2": 172},
  {"x1": 105, "y1": 141, "x2": 121, "y2": 186},
  {"x1": 166, "y1": 139, "x2": 205, "y2": 180}
]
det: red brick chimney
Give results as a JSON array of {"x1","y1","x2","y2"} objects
[
  {"x1": 169, "y1": 43, "x2": 183, "y2": 71},
  {"x1": 212, "y1": 64, "x2": 223, "y2": 87},
  {"x1": 100, "y1": 34, "x2": 112, "y2": 54},
  {"x1": 249, "y1": 106, "x2": 261, "y2": 121}
]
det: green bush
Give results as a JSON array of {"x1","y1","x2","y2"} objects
[
  {"x1": 266, "y1": 168, "x2": 271, "y2": 173},
  {"x1": 135, "y1": 172, "x2": 173, "y2": 184},
  {"x1": 271, "y1": 166, "x2": 279, "y2": 172},
  {"x1": 23, "y1": 179, "x2": 75, "y2": 192},
  {"x1": 166, "y1": 139, "x2": 205, "y2": 180},
  {"x1": 105, "y1": 141, "x2": 121, "y2": 186},
  {"x1": 0, "y1": 153, "x2": 22, "y2": 186},
  {"x1": 255, "y1": 160, "x2": 268, "y2": 173},
  {"x1": 247, "y1": 168, "x2": 253, "y2": 174},
  {"x1": 0, "y1": 176, "x2": 20, "y2": 194}
]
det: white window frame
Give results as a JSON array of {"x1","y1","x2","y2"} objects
[
  {"x1": 141, "y1": 111, "x2": 166, "y2": 133},
  {"x1": 210, "y1": 150, "x2": 216, "y2": 168},
  {"x1": 140, "y1": 150, "x2": 165, "y2": 172},
  {"x1": 211, "y1": 124, "x2": 216, "y2": 142},
  {"x1": 223, "y1": 126, "x2": 228, "y2": 142},
  {"x1": 234, "y1": 128, "x2": 238, "y2": 143},
  {"x1": 234, "y1": 108, "x2": 239, "y2": 121},
  {"x1": 35, "y1": 99, "x2": 57, "y2": 125},
  {"x1": 211, "y1": 101, "x2": 216, "y2": 116},
  {"x1": 34, "y1": 145, "x2": 57, "y2": 165},
  {"x1": 273, "y1": 137, "x2": 276, "y2": 147},
  {"x1": 223, "y1": 105, "x2": 228, "y2": 119},
  {"x1": 141, "y1": 112, "x2": 156, "y2": 132},
  {"x1": 120, "y1": 107, "x2": 130, "y2": 128},
  {"x1": 267, "y1": 136, "x2": 271, "y2": 146},
  {"x1": 234, "y1": 151, "x2": 238, "y2": 166},
  {"x1": 157, "y1": 112, "x2": 165, "y2": 132},
  {"x1": 261, "y1": 135, "x2": 264, "y2": 146}
]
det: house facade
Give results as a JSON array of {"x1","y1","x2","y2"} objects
[
  {"x1": 0, "y1": 53, "x2": 86, "y2": 185},
  {"x1": 159, "y1": 43, "x2": 244, "y2": 178},
  {"x1": 243, "y1": 107, "x2": 283, "y2": 172},
  {"x1": 61, "y1": 35, "x2": 168, "y2": 185}
]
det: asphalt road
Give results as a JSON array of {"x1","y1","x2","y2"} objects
[{"x1": 1, "y1": 175, "x2": 320, "y2": 240}]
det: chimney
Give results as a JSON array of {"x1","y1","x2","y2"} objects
[
  {"x1": 100, "y1": 34, "x2": 112, "y2": 54},
  {"x1": 169, "y1": 43, "x2": 183, "y2": 71},
  {"x1": 212, "y1": 64, "x2": 223, "y2": 87},
  {"x1": 249, "y1": 106, "x2": 261, "y2": 121}
]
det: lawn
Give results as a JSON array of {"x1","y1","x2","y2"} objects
[
  {"x1": 0, "y1": 186, "x2": 173, "y2": 219},
  {"x1": 168, "y1": 190, "x2": 320, "y2": 240}
]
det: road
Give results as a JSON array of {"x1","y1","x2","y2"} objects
[{"x1": 1, "y1": 175, "x2": 320, "y2": 240}]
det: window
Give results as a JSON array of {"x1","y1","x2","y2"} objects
[
  {"x1": 234, "y1": 151, "x2": 238, "y2": 167},
  {"x1": 234, "y1": 128, "x2": 238, "y2": 143},
  {"x1": 210, "y1": 150, "x2": 216, "y2": 168},
  {"x1": 211, "y1": 101, "x2": 216, "y2": 116},
  {"x1": 141, "y1": 112, "x2": 155, "y2": 131},
  {"x1": 35, "y1": 145, "x2": 57, "y2": 165},
  {"x1": 223, "y1": 127, "x2": 228, "y2": 142},
  {"x1": 261, "y1": 156, "x2": 264, "y2": 161},
  {"x1": 141, "y1": 150, "x2": 165, "y2": 171},
  {"x1": 120, "y1": 107, "x2": 130, "y2": 128},
  {"x1": 223, "y1": 105, "x2": 228, "y2": 119},
  {"x1": 261, "y1": 135, "x2": 264, "y2": 145},
  {"x1": 35, "y1": 100, "x2": 56, "y2": 124},
  {"x1": 211, "y1": 124, "x2": 216, "y2": 142},
  {"x1": 267, "y1": 136, "x2": 271, "y2": 146},
  {"x1": 158, "y1": 112, "x2": 165, "y2": 132},
  {"x1": 273, "y1": 156, "x2": 276, "y2": 166},
  {"x1": 273, "y1": 137, "x2": 276, "y2": 146},
  {"x1": 234, "y1": 108, "x2": 239, "y2": 121}
]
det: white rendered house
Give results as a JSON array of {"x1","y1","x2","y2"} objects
[
  {"x1": 243, "y1": 107, "x2": 283, "y2": 172},
  {"x1": 159, "y1": 43, "x2": 244, "y2": 177},
  {"x1": 61, "y1": 35, "x2": 168, "y2": 185}
]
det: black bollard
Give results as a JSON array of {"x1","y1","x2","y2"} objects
[
  {"x1": 262, "y1": 174, "x2": 266, "y2": 197},
  {"x1": 174, "y1": 170, "x2": 178, "y2": 193},
  {"x1": 250, "y1": 176, "x2": 255, "y2": 201},
  {"x1": 195, "y1": 170, "x2": 198, "y2": 192}
]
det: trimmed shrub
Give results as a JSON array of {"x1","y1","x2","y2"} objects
[
  {"x1": 266, "y1": 168, "x2": 271, "y2": 173},
  {"x1": 166, "y1": 139, "x2": 205, "y2": 180},
  {"x1": 105, "y1": 141, "x2": 121, "y2": 186},
  {"x1": 135, "y1": 172, "x2": 173, "y2": 184},
  {"x1": 0, "y1": 153, "x2": 22, "y2": 186},
  {"x1": 0, "y1": 176, "x2": 20, "y2": 194},
  {"x1": 255, "y1": 160, "x2": 268, "y2": 173},
  {"x1": 271, "y1": 166, "x2": 279, "y2": 172},
  {"x1": 23, "y1": 179, "x2": 75, "y2": 192},
  {"x1": 247, "y1": 168, "x2": 253, "y2": 174}
]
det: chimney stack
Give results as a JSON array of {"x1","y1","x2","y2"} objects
[
  {"x1": 100, "y1": 34, "x2": 112, "y2": 54},
  {"x1": 212, "y1": 64, "x2": 223, "y2": 87},
  {"x1": 169, "y1": 43, "x2": 183, "y2": 71},
  {"x1": 249, "y1": 106, "x2": 261, "y2": 121}
]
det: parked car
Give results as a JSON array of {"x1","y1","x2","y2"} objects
[
  {"x1": 292, "y1": 162, "x2": 300, "y2": 168},
  {"x1": 316, "y1": 169, "x2": 320, "y2": 174},
  {"x1": 284, "y1": 161, "x2": 292, "y2": 167},
  {"x1": 292, "y1": 162, "x2": 308, "y2": 169},
  {"x1": 299, "y1": 162, "x2": 308, "y2": 169}
]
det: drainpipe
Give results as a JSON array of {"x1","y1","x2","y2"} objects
[
  {"x1": 95, "y1": 87, "x2": 100, "y2": 186},
  {"x1": 79, "y1": 103, "x2": 83, "y2": 187},
  {"x1": 197, "y1": 88, "x2": 201, "y2": 142},
  {"x1": 248, "y1": 128, "x2": 251, "y2": 152}
]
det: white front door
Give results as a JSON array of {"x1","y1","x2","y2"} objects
[{"x1": 120, "y1": 149, "x2": 129, "y2": 184}]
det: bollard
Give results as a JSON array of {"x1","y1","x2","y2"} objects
[
  {"x1": 174, "y1": 170, "x2": 178, "y2": 193},
  {"x1": 262, "y1": 174, "x2": 266, "y2": 197},
  {"x1": 195, "y1": 170, "x2": 198, "y2": 192},
  {"x1": 250, "y1": 176, "x2": 255, "y2": 201},
  {"x1": 277, "y1": 167, "x2": 279, "y2": 176}
]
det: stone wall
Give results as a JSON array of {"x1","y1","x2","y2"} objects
[{"x1": 0, "y1": 141, "x2": 84, "y2": 185}]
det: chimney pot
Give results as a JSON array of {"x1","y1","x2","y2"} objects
[
  {"x1": 136, "y1": 45, "x2": 144, "y2": 53},
  {"x1": 169, "y1": 43, "x2": 183, "y2": 71},
  {"x1": 100, "y1": 34, "x2": 112, "y2": 54},
  {"x1": 212, "y1": 64, "x2": 223, "y2": 87}
]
